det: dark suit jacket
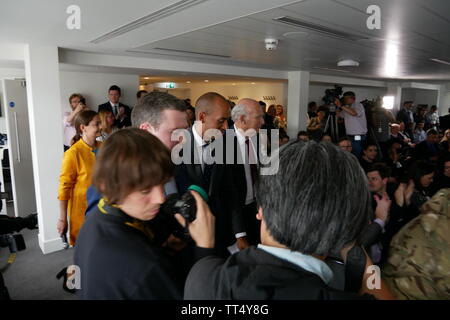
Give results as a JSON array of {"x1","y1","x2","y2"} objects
[
  {"x1": 396, "y1": 108, "x2": 413, "y2": 125},
  {"x1": 174, "y1": 128, "x2": 242, "y2": 254},
  {"x1": 98, "y1": 101, "x2": 131, "y2": 128}
]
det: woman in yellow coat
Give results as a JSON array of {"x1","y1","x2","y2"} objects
[{"x1": 57, "y1": 110, "x2": 101, "y2": 245}]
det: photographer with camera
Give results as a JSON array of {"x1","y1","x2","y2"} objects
[
  {"x1": 75, "y1": 128, "x2": 215, "y2": 299},
  {"x1": 184, "y1": 141, "x2": 394, "y2": 300},
  {"x1": 335, "y1": 91, "x2": 368, "y2": 158},
  {"x1": 62, "y1": 93, "x2": 88, "y2": 152}
]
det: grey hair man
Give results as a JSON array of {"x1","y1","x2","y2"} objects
[
  {"x1": 229, "y1": 98, "x2": 265, "y2": 249},
  {"x1": 184, "y1": 141, "x2": 395, "y2": 300}
]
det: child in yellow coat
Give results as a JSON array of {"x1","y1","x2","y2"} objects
[{"x1": 57, "y1": 110, "x2": 101, "y2": 245}]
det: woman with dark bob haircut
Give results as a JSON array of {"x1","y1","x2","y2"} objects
[
  {"x1": 74, "y1": 128, "x2": 215, "y2": 299},
  {"x1": 184, "y1": 141, "x2": 395, "y2": 300}
]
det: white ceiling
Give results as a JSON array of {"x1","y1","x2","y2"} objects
[{"x1": 1, "y1": 0, "x2": 450, "y2": 80}]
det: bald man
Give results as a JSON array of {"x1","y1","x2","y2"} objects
[
  {"x1": 176, "y1": 92, "x2": 241, "y2": 257},
  {"x1": 229, "y1": 98, "x2": 265, "y2": 248}
]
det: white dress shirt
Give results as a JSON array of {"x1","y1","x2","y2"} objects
[{"x1": 234, "y1": 125, "x2": 257, "y2": 205}]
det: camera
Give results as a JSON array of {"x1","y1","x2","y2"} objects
[
  {"x1": 322, "y1": 85, "x2": 343, "y2": 107},
  {"x1": 79, "y1": 97, "x2": 86, "y2": 105},
  {"x1": 160, "y1": 185, "x2": 208, "y2": 223},
  {"x1": 149, "y1": 185, "x2": 209, "y2": 243}
]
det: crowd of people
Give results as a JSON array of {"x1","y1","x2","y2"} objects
[{"x1": 56, "y1": 85, "x2": 450, "y2": 300}]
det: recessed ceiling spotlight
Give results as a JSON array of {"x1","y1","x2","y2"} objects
[
  {"x1": 144, "y1": 77, "x2": 150, "y2": 80},
  {"x1": 337, "y1": 59, "x2": 360, "y2": 67},
  {"x1": 251, "y1": 82, "x2": 256, "y2": 85},
  {"x1": 204, "y1": 80, "x2": 209, "y2": 82},
  {"x1": 232, "y1": 83, "x2": 236, "y2": 86},
  {"x1": 186, "y1": 81, "x2": 191, "y2": 84}
]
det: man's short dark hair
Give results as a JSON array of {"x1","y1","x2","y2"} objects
[
  {"x1": 403, "y1": 101, "x2": 413, "y2": 106},
  {"x1": 109, "y1": 85, "x2": 121, "y2": 95},
  {"x1": 343, "y1": 91, "x2": 355, "y2": 98},
  {"x1": 338, "y1": 136, "x2": 351, "y2": 144},
  {"x1": 362, "y1": 140, "x2": 378, "y2": 151},
  {"x1": 308, "y1": 101, "x2": 317, "y2": 108},
  {"x1": 131, "y1": 91, "x2": 186, "y2": 128},
  {"x1": 256, "y1": 141, "x2": 371, "y2": 255},
  {"x1": 297, "y1": 131, "x2": 309, "y2": 138},
  {"x1": 136, "y1": 90, "x2": 148, "y2": 99},
  {"x1": 367, "y1": 163, "x2": 391, "y2": 179}
]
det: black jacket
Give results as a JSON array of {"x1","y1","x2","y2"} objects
[
  {"x1": 98, "y1": 102, "x2": 131, "y2": 128},
  {"x1": 74, "y1": 204, "x2": 212, "y2": 299},
  {"x1": 184, "y1": 247, "x2": 373, "y2": 300},
  {"x1": 175, "y1": 128, "x2": 242, "y2": 255}
]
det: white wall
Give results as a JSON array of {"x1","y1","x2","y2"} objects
[
  {"x1": 442, "y1": 85, "x2": 450, "y2": 115},
  {"x1": 59, "y1": 70, "x2": 140, "y2": 113},
  {"x1": 153, "y1": 81, "x2": 288, "y2": 107},
  {"x1": 401, "y1": 88, "x2": 439, "y2": 108},
  {"x1": 309, "y1": 83, "x2": 387, "y2": 105}
]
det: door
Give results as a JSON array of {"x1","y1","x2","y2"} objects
[{"x1": 2, "y1": 79, "x2": 36, "y2": 217}]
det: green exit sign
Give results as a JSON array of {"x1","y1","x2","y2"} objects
[{"x1": 165, "y1": 82, "x2": 175, "y2": 89}]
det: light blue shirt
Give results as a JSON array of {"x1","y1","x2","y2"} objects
[{"x1": 257, "y1": 244, "x2": 334, "y2": 285}]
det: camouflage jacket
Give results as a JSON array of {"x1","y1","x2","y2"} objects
[{"x1": 383, "y1": 188, "x2": 450, "y2": 300}]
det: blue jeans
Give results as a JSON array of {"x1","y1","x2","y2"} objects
[{"x1": 349, "y1": 135, "x2": 366, "y2": 158}]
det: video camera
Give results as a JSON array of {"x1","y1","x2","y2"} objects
[{"x1": 322, "y1": 85, "x2": 343, "y2": 112}]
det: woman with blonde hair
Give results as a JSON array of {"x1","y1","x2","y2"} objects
[
  {"x1": 97, "y1": 109, "x2": 117, "y2": 142},
  {"x1": 58, "y1": 110, "x2": 102, "y2": 245},
  {"x1": 274, "y1": 104, "x2": 287, "y2": 129}
]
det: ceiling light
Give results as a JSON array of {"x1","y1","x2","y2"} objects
[
  {"x1": 232, "y1": 83, "x2": 236, "y2": 86},
  {"x1": 430, "y1": 58, "x2": 450, "y2": 66},
  {"x1": 186, "y1": 81, "x2": 191, "y2": 84},
  {"x1": 251, "y1": 82, "x2": 256, "y2": 85},
  {"x1": 337, "y1": 59, "x2": 360, "y2": 67},
  {"x1": 204, "y1": 80, "x2": 209, "y2": 82},
  {"x1": 144, "y1": 77, "x2": 150, "y2": 80},
  {"x1": 384, "y1": 44, "x2": 399, "y2": 77}
]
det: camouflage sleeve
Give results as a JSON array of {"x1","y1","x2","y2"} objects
[{"x1": 382, "y1": 189, "x2": 450, "y2": 300}]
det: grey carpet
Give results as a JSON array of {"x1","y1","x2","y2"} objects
[{"x1": 0, "y1": 228, "x2": 77, "y2": 300}]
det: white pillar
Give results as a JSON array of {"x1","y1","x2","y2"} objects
[
  {"x1": 287, "y1": 71, "x2": 310, "y2": 139},
  {"x1": 24, "y1": 45, "x2": 64, "y2": 254},
  {"x1": 386, "y1": 82, "x2": 402, "y2": 115}
]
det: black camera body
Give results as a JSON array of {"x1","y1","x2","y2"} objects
[
  {"x1": 162, "y1": 192, "x2": 197, "y2": 223},
  {"x1": 79, "y1": 97, "x2": 86, "y2": 105},
  {"x1": 322, "y1": 85, "x2": 343, "y2": 106}
]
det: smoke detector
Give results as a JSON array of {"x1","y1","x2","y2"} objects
[{"x1": 337, "y1": 59, "x2": 360, "y2": 67}]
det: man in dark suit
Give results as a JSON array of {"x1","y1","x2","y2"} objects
[
  {"x1": 439, "y1": 107, "x2": 450, "y2": 132},
  {"x1": 228, "y1": 98, "x2": 265, "y2": 248},
  {"x1": 396, "y1": 101, "x2": 414, "y2": 126},
  {"x1": 175, "y1": 92, "x2": 242, "y2": 256},
  {"x1": 414, "y1": 129, "x2": 440, "y2": 162},
  {"x1": 98, "y1": 85, "x2": 131, "y2": 128}
]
